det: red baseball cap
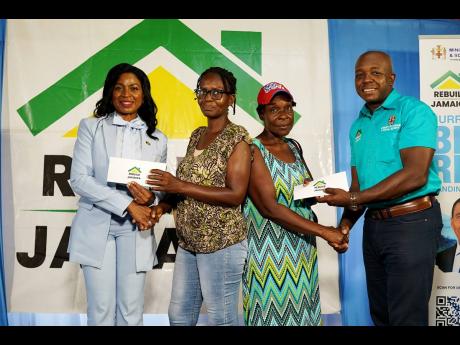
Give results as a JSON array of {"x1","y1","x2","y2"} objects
[{"x1": 257, "y1": 82, "x2": 294, "y2": 105}]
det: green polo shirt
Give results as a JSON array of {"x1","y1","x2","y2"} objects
[{"x1": 350, "y1": 89, "x2": 441, "y2": 209}]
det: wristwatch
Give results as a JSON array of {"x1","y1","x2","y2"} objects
[{"x1": 349, "y1": 192, "x2": 359, "y2": 211}]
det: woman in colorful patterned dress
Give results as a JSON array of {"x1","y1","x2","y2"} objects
[
  {"x1": 242, "y1": 82, "x2": 348, "y2": 326},
  {"x1": 135, "y1": 67, "x2": 251, "y2": 326}
]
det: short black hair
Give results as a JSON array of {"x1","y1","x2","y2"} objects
[
  {"x1": 356, "y1": 50, "x2": 394, "y2": 74},
  {"x1": 196, "y1": 67, "x2": 237, "y2": 115}
]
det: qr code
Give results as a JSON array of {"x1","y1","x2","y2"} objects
[{"x1": 436, "y1": 296, "x2": 460, "y2": 326}]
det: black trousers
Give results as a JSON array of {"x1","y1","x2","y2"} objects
[{"x1": 363, "y1": 200, "x2": 443, "y2": 326}]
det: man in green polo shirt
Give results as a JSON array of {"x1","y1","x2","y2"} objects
[{"x1": 317, "y1": 50, "x2": 442, "y2": 326}]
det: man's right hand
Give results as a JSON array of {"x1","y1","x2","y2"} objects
[{"x1": 316, "y1": 188, "x2": 352, "y2": 207}]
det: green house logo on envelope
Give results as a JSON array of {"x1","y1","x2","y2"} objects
[
  {"x1": 128, "y1": 167, "x2": 142, "y2": 177},
  {"x1": 313, "y1": 180, "x2": 326, "y2": 191}
]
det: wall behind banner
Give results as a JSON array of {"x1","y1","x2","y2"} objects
[
  {"x1": 0, "y1": 18, "x2": 8, "y2": 326},
  {"x1": 2, "y1": 19, "x2": 341, "y2": 324},
  {"x1": 328, "y1": 19, "x2": 460, "y2": 326}
]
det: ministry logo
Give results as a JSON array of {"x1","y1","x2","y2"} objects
[{"x1": 431, "y1": 45, "x2": 447, "y2": 60}]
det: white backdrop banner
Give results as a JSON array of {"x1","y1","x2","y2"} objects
[
  {"x1": 419, "y1": 35, "x2": 460, "y2": 326},
  {"x1": 2, "y1": 19, "x2": 340, "y2": 314}
]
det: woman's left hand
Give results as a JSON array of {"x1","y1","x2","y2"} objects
[
  {"x1": 127, "y1": 181, "x2": 155, "y2": 206},
  {"x1": 146, "y1": 169, "x2": 184, "y2": 193}
]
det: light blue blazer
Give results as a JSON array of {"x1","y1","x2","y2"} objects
[{"x1": 68, "y1": 115, "x2": 167, "y2": 271}]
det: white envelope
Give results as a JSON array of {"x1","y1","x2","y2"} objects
[
  {"x1": 293, "y1": 171, "x2": 349, "y2": 200},
  {"x1": 107, "y1": 157, "x2": 167, "y2": 187}
]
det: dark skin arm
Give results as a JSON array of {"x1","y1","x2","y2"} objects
[
  {"x1": 126, "y1": 201, "x2": 154, "y2": 231},
  {"x1": 317, "y1": 147, "x2": 434, "y2": 207},
  {"x1": 148, "y1": 193, "x2": 179, "y2": 224},
  {"x1": 318, "y1": 147, "x2": 434, "y2": 250},
  {"x1": 248, "y1": 146, "x2": 348, "y2": 248},
  {"x1": 146, "y1": 141, "x2": 251, "y2": 207},
  {"x1": 127, "y1": 181, "x2": 155, "y2": 205},
  {"x1": 127, "y1": 185, "x2": 177, "y2": 224},
  {"x1": 331, "y1": 167, "x2": 365, "y2": 252},
  {"x1": 149, "y1": 201, "x2": 172, "y2": 225}
]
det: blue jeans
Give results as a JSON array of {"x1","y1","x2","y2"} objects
[
  {"x1": 363, "y1": 200, "x2": 442, "y2": 326},
  {"x1": 168, "y1": 240, "x2": 248, "y2": 326}
]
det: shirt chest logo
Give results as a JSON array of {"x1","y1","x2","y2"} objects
[
  {"x1": 381, "y1": 114, "x2": 401, "y2": 132},
  {"x1": 388, "y1": 115, "x2": 396, "y2": 125},
  {"x1": 355, "y1": 129, "x2": 362, "y2": 142}
]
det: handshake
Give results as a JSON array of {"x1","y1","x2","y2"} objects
[
  {"x1": 125, "y1": 181, "x2": 166, "y2": 231},
  {"x1": 324, "y1": 223, "x2": 350, "y2": 254}
]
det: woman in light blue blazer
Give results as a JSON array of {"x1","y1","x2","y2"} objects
[{"x1": 68, "y1": 63, "x2": 167, "y2": 326}]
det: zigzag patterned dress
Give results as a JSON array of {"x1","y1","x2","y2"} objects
[{"x1": 242, "y1": 138, "x2": 321, "y2": 326}]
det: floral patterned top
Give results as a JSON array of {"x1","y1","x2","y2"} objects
[{"x1": 175, "y1": 122, "x2": 252, "y2": 253}]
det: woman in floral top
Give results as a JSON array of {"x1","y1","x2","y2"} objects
[{"x1": 141, "y1": 67, "x2": 251, "y2": 325}]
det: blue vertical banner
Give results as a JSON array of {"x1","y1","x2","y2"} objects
[
  {"x1": 328, "y1": 19, "x2": 460, "y2": 326},
  {"x1": 0, "y1": 18, "x2": 8, "y2": 326}
]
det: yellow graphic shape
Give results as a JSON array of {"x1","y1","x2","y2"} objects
[
  {"x1": 149, "y1": 67, "x2": 206, "y2": 139},
  {"x1": 438, "y1": 78, "x2": 460, "y2": 90},
  {"x1": 64, "y1": 126, "x2": 78, "y2": 137}
]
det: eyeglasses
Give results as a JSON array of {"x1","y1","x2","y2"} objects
[{"x1": 194, "y1": 88, "x2": 231, "y2": 100}]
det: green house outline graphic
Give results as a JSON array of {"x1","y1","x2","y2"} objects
[
  {"x1": 314, "y1": 180, "x2": 326, "y2": 188},
  {"x1": 430, "y1": 71, "x2": 460, "y2": 89},
  {"x1": 128, "y1": 167, "x2": 142, "y2": 174},
  {"x1": 17, "y1": 19, "x2": 302, "y2": 136}
]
